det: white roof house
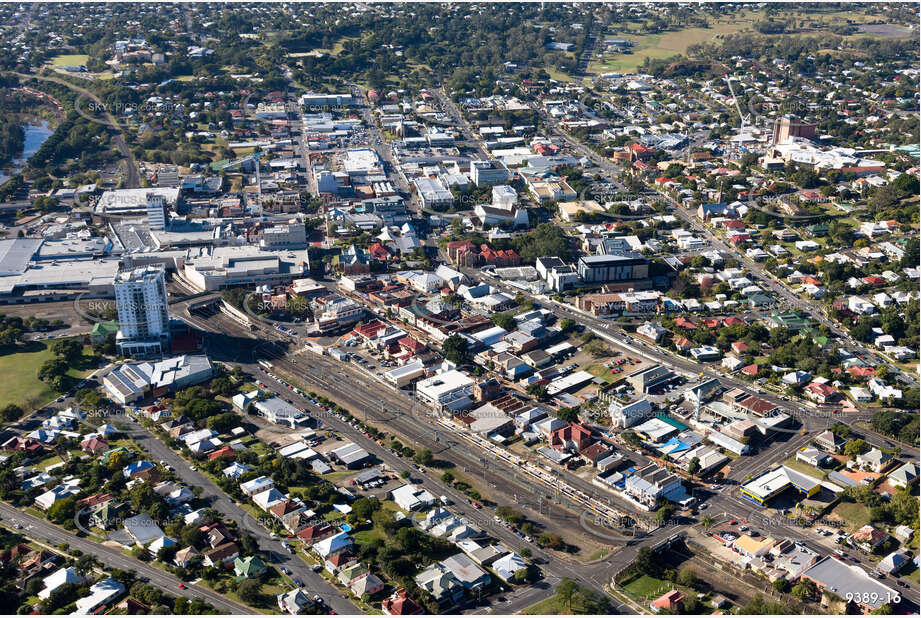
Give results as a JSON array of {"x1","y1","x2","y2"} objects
[
  {"x1": 39, "y1": 567, "x2": 86, "y2": 599},
  {"x1": 73, "y1": 577, "x2": 125, "y2": 615},
  {"x1": 391, "y1": 483, "x2": 436, "y2": 512},
  {"x1": 253, "y1": 487, "x2": 286, "y2": 510},
  {"x1": 492, "y1": 552, "x2": 527, "y2": 582},
  {"x1": 240, "y1": 475, "x2": 274, "y2": 496},
  {"x1": 313, "y1": 532, "x2": 353, "y2": 558}
]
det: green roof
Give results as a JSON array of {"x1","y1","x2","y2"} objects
[
  {"x1": 234, "y1": 555, "x2": 266, "y2": 577},
  {"x1": 91, "y1": 321, "x2": 119, "y2": 336}
]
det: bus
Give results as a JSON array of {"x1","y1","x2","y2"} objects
[{"x1": 257, "y1": 359, "x2": 274, "y2": 370}]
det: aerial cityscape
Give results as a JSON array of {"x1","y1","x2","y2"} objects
[{"x1": 0, "y1": 1, "x2": 917, "y2": 616}]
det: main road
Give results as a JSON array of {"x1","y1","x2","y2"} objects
[
  {"x1": 0, "y1": 503, "x2": 251, "y2": 614},
  {"x1": 120, "y1": 416, "x2": 361, "y2": 616},
  {"x1": 532, "y1": 102, "x2": 916, "y2": 388},
  {"x1": 180, "y1": 309, "x2": 646, "y2": 612}
]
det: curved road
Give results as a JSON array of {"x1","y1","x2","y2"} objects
[{"x1": 12, "y1": 71, "x2": 140, "y2": 189}]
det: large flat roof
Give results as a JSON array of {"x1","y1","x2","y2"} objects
[
  {"x1": 0, "y1": 238, "x2": 42, "y2": 276},
  {"x1": 802, "y1": 557, "x2": 898, "y2": 610}
]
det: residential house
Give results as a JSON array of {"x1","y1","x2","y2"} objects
[
  {"x1": 651, "y1": 590, "x2": 684, "y2": 613},
  {"x1": 234, "y1": 556, "x2": 267, "y2": 578},
  {"x1": 888, "y1": 462, "x2": 919, "y2": 489},
  {"x1": 202, "y1": 542, "x2": 240, "y2": 567},
  {"x1": 414, "y1": 563, "x2": 465, "y2": 609},
  {"x1": 381, "y1": 588, "x2": 423, "y2": 615},
  {"x1": 856, "y1": 448, "x2": 892, "y2": 473},
  {"x1": 849, "y1": 525, "x2": 890, "y2": 553},
  {"x1": 278, "y1": 588, "x2": 314, "y2": 614}
]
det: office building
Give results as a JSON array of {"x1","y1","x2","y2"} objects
[
  {"x1": 114, "y1": 265, "x2": 170, "y2": 358},
  {"x1": 470, "y1": 160, "x2": 511, "y2": 186},
  {"x1": 577, "y1": 252, "x2": 649, "y2": 285},
  {"x1": 146, "y1": 194, "x2": 168, "y2": 231},
  {"x1": 772, "y1": 114, "x2": 817, "y2": 146}
]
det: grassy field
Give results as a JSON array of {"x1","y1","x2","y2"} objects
[
  {"x1": 523, "y1": 585, "x2": 615, "y2": 614},
  {"x1": 588, "y1": 8, "x2": 909, "y2": 74},
  {"x1": 0, "y1": 340, "x2": 96, "y2": 412},
  {"x1": 831, "y1": 501, "x2": 873, "y2": 532},
  {"x1": 620, "y1": 573, "x2": 673, "y2": 601},
  {"x1": 589, "y1": 15, "x2": 754, "y2": 74},
  {"x1": 782, "y1": 456, "x2": 827, "y2": 480},
  {"x1": 50, "y1": 54, "x2": 90, "y2": 67}
]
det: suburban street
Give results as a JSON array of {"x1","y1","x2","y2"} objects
[
  {"x1": 121, "y1": 417, "x2": 362, "y2": 616},
  {"x1": 0, "y1": 503, "x2": 251, "y2": 614}
]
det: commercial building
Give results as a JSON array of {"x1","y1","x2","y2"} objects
[
  {"x1": 416, "y1": 370, "x2": 475, "y2": 410},
  {"x1": 383, "y1": 360, "x2": 426, "y2": 388},
  {"x1": 94, "y1": 187, "x2": 180, "y2": 218},
  {"x1": 801, "y1": 557, "x2": 900, "y2": 613},
  {"x1": 253, "y1": 397, "x2": 310, "y2": 428},
  {"x1": 260, "y1": 223, "x2": 308, "y2": 249},
  {"x1": 103, "y1": 355, "x2": 215, "y2": 404},
  {"x1": 623, "y1": 464, "x2": 686, "y2": 509},
  {"x1": 771, "y1": 114, "x2": 817, "y2": 146},
  {"x1": 413, "y1": 177, "x2": 454, "y2": 210},
  {"x1": 391, "y1": 483, "x2": 436, "y2": 511},
  {"x1": 577, "y1": 252, "x2": 649, "y2": 286},
  {"x1": 610, "y1": 398, "x2": 653, "y2": 428},
  {"x1": 300, "y1": 92, "x2": 355, "y2": 107},
  {"x1": 183, "y1": 245, "x2": 306, "y2": 291},
  {"x1": 146, "y1": 194, "x2": 168, "y2": 231},
  {"x1": 470, "y1": 160, "x2": 512, "y2": 186},
  {"x1": 626, "y1": 365, "x2": 676, "y2": 393},
  {"x1": 114, "y1": 265, "x2": 170, "y2": 358},
  {"x1": 740, "y1": 466, "x2": 822, "y2": 506}
]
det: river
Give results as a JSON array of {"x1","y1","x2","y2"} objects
[{"x1": 0, "y1": 119, "x2": 53, "y2": 185}]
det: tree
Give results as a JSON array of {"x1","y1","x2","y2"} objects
[
  {"x1": 0, "y1": 403, "x2": 23, "y2": 422},
  {"x1": 583, "y1": 339, "x2": 608, "y2": 358},
  {"x1": 238, "y1": 579, "x2": 262, "y2": 604},
  {"x1": 50, "y1": 338, "x2": 83, "y2": 363},
  {"x1": 557, "y1": 579, "x2": 578, "y2": 613},
  {"x1": 205, "y1": 413, "x2": 240, "y2": 434},
  {"x1": 527, "y1": 383, "x2": 549, "y2": 401},
  {"x1": 655, "y1": 503, "x2": 675, "y2": 523},
  {"x1": 38, "y1": 357, "x2": 69, "y2": 382},
  {"x1": 773, "y1": 578, "x2": 790, "y2": 593},
  {"x1": 871, "y1": 604, "x2": 893, "y2": 615},
  {"x1": 843, "y1": 439, "x2": 870, "y2": 457},
  {"x1": 47, "y1": 497, "x2": 76, "y2": 525},
  {"x1": 560, "y1": 318, "x2": 576, "y2": 333},
  {"x1": 442, "y1": 334, "x2": 468, "y2": 364},
  {"x1": 700, "y1": 514, "x2": 713, "y2": 530},
  {"x1": 491, "y1": 313, "x2": 516, "y2": 331},
  {"x1": 791, "y1": 578, "x2": 816, "y2": 600},
  {"x1": 677, "y1": 566, "x2": 697, "y2": 587},
  {"x1": 75, "y1": 554, "x2": 97, "y2": 576},
  {"x1": 556, "y1": 407, "x2": 580, "y2": 424},
  {"x1": 633, "y1": 546, "x2": 660, "y2": 577},
  {"x1": 687, "y1": 457, "x2": 701, "y2": 475},
  {"x1": 413, "y1": 448, "x2": 433, "y2": 466}
]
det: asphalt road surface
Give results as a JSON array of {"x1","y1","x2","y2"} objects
[
  {"x1": 122, "y1": 417, "x2": 361, "y2": 616},
  {"x1": 0, "y1": 502, "x2": 250, "y2": 614}
]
